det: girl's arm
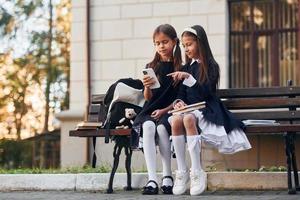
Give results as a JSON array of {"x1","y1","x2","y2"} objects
[
  {"x1": 176, "y1": 82, "x2": 187, "y2": 102},
  {"x1": 150, "y1": 104, "x2": 173, "y2": 120},
  {"x1": 142, "y1": 74, "x2": 155, "y2": 100},
  {"x1": 188, "y1": 61, "x2": 219, "y2": 99},
  {"x1": 189, "y1": 79, "x2": 211, "y2": 97},
  {"x1": 143, "y1": 87, "x2": 153, "y2": 100},
  {"x1": 167, "y1": 70, "x2": 188, "y2": 103},
  {"x1": 160, "y1": 104, "x2": 173, "y2": 114},
  {"x1": 188, "y1": 70, "x2": 218, "y2": 100}
]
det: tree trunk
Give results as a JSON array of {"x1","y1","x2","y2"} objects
[
  {"x1": 43, "y1": 0, "x2": 53, "y2": 132},
  {"x1": 39, "y1": 140, "x2": 45, "y2": 168},
  {"x1": 15, "y1": 92, "x2": 27, "y2": 141},
  {"x1": 16, "y1": 118, "x2": 22, "y2": 141}
]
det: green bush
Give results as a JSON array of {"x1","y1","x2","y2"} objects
[{"x1": 0, "y1": 139, "x2": 32, "y2": 169}]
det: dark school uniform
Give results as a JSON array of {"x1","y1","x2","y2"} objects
[
  {"x1": 177, "y1": 59, "x2": 244, "y2": 133},
  {"x1": 172, "y1": 59, "x2": 251, "y2": 154},
  {"x1": 131, "y1": 61, "x2": 179, "y2": 149}
]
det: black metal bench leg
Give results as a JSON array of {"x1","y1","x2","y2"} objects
[
  {"x1": 107, "y1": 143, "x2": 122, "y2": 194},
  {"x1": 124, "y1": 146, "x2": 132, "y2": 191},
  {"x1": 92, "y1": 136, "x2": 97, "y2": 168},
  {"x1": 285, "y1": 134, "x2": 296, "y2": 194},
  {"x1": 290, "y1": 134, "x2": 300, "y2": 191}
]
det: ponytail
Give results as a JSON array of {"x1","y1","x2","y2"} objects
[{"x1": 173, "y1": 38, "x2": 182, "y2": 72}]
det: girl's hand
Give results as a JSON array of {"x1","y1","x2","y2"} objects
[
  {"x1": 173, "y1": 100, "x2": 186, "y2": 110},
  {"x1": 167, "y1": 72, "x2": 190, "y2": 82},
  {"x1": 142, "y1": 75, "x2": 155, "y2": 88},
  {"x1": 151, "y1": 109, "x2": 164, "y2": 120}
]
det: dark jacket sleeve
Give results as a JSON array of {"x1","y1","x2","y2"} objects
[
  {"x1": 175, "y1": 65, "x2": 188, "y2": 103},
  {"x1": 176, "y1": 82, "x2": 187, "y2": 102},
  {"x1": 189, "y1": 61, "x2": 218, "y2": 101},
  {"x1": 189, "y1": 81, "x2": 214, "y2": 101}
]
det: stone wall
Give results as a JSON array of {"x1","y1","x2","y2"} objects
[{"x1": 63, "y1": 0, "x2": 228, "y2": 169}]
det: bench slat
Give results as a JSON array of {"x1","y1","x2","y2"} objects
[
  {"x1": 245, "y1": 124, "x2": 300, "y2": 134},
  {"x1": 87, "y1": 115, "x2": 100, "y2": 122},
  {"x1": 218, "y1": 87, "x2": 300, "y2": 98},
  {"x1": 233, "y1": 111, "x2": 300, "y2": 120},
  {"x1": 223, "y1": 97, "x2": 300, "y2": 109},
  {"x1": 89, "y1": 104, "x2": 102, "y2": 113},
  {"x1": 69, "y1": 129, "x2": 131, "y2": 137},
  {"x1": 69, "y1": 124, "x2": 300, "y2": 138},
  {"x1": 91, "y1": 94, "x2": 106, "y2": 104}
]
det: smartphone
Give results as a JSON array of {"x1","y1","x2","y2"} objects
[{"x1": 142, "y1": 68, "x2": 161, "y2": 89}]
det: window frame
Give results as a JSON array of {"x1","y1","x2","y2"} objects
[{"x1": 228, "y1": 0, "x2": 300, "y2": 88}]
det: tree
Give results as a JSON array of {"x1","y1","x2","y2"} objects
[
  {"x1": 41, "y1": 0, "x2": 70, "y2": 132},
  {"x1": 0, "y1": 0, "x2": 70, "y2": 140},
  {"x1": 30, "y1": 0, "x2": 71, "y2": 132},
  {"x1": 0, "y1": 52, "x2": 43, "y2": 140}
]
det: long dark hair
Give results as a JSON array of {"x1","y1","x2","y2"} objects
[
  {"x1": 148, "y1": 24, "x2": 182, "y2": 72},
  {"x1": 182, "y1": 25, "x2": 220, "y2": 88}
]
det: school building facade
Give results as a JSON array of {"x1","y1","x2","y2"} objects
[{"x1": 57, "y1": 0, "x2": 300, "y2": 170}]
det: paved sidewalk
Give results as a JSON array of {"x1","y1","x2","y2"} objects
[
  {"x1": 0, "y1": 172, "x2": 288, "y2": 191},
  {"x1": 0, "y1": 190, "x2": 299, "y2": 200}
]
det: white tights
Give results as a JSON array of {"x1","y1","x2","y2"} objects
[
  {"x1": 142, "y1": 120, "x2": 172, "y2": 187},
  {"x1": 172, "y1": 134, "x2": 202, "y2": 172}
]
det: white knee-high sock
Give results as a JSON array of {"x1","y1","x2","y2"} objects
[
  {"x1": 142, "y1": 120, "x2": 157, "y2": 186},
  {"x1": 186, "y1": 135, "x2": 202, "y2": 171},
  {"x1": 172, "y1": 135, "x2": 187, "y2": 172},
  {"x1": 157, "y1": 124, "x2": 172, "y2": 186}
]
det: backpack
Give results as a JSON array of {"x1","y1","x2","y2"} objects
[{"x1": 102, "y1": 78, "x2": 145, "y2": 143}]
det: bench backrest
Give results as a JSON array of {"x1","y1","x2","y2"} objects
[
  {"x1": 86, "y1": 94, "x2": 106, "y2": 122},
  {"x1": 217, "y1": 86, "x2": 300, "y2": 121},
  {"x1": 87, "y1": 87, "x2": 300, "y2": 123}
]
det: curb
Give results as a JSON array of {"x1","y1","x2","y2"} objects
[
  {"x1": 0, "y1": 174, "x2": 76, "y2": 191},
  {"x1": 0, "y1": 172, "x2": 288, "y2": 191}
]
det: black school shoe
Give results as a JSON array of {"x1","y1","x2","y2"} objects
[
  {"x1": 142, "y1": 180, "x2": 158, "y2": 195},
  {"x1": 161, "y1": 176, "x2": 174, "y2": 194}
]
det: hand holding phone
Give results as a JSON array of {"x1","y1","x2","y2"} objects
[{"x1": 142, "y1": 68, "x2": 160, "y2": 89}]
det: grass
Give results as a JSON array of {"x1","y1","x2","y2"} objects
[
  {"x1": 0, "y1": 164, "x2": 112, "y2": 174},
  {"x1": 0, "y1": 165, "x2": 287, "y2": 174},
  {"x1": 0, "y1": 163, "x2": 148, "y2": 174},
  {"x1": 226, "y1": 165, "x2": 287, "y2": 172}
]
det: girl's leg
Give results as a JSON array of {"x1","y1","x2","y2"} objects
[
  {"x1": 171, "y1": 115, "x2": 189, "y2": 195},
  {"x1": 142, "y1": 120, "x2": 158, "y2": 188},
  {"x1": 157, "y1": 124, "x2": 172, "y2": 187},
  {"x1": 183, "y1": 114, "x2": 202, "y2": 171},
  {"x1": 171, "y1": 115, "x2": 187, "y2": 171},
  {"x1": 183, "y1": 113, "x2": 206, "y2": 196}
]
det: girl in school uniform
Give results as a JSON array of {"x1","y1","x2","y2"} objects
[
  {"x1": 133, "y1": 24, "x2": 182, "y2": 195},
  {"x1": 167, "y1": 25, "x2": 252, "y2": 196}
]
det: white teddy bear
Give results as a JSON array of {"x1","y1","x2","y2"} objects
[{"x1": 115, "y1": 108, "x2": 137, "y2": 129}]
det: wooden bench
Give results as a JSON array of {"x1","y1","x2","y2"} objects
[
  {"x1": 69, "y1": 86, "x2": 300, "y2": 194},
  {"x1": 218, "y1": 85, "x2": 300, "y2": 194},
  {"x1": 69, "y1": 94, "x2": 132, "y2": 193}
]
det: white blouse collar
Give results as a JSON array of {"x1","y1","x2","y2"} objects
[{"x1": 190, "y1": 58, "x2": 201, "y2": 66}]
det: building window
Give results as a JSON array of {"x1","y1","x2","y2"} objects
[{"x1": 229, "y1": 0, "x2": 299, "y2": 88}]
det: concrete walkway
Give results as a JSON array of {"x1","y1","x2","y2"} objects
[
  {"x1": 0, "y1": 172, "x2": 289, "y2": 191},
  {"x1": 0, "y1": 190, "x2": 299, "y2": 200}
]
